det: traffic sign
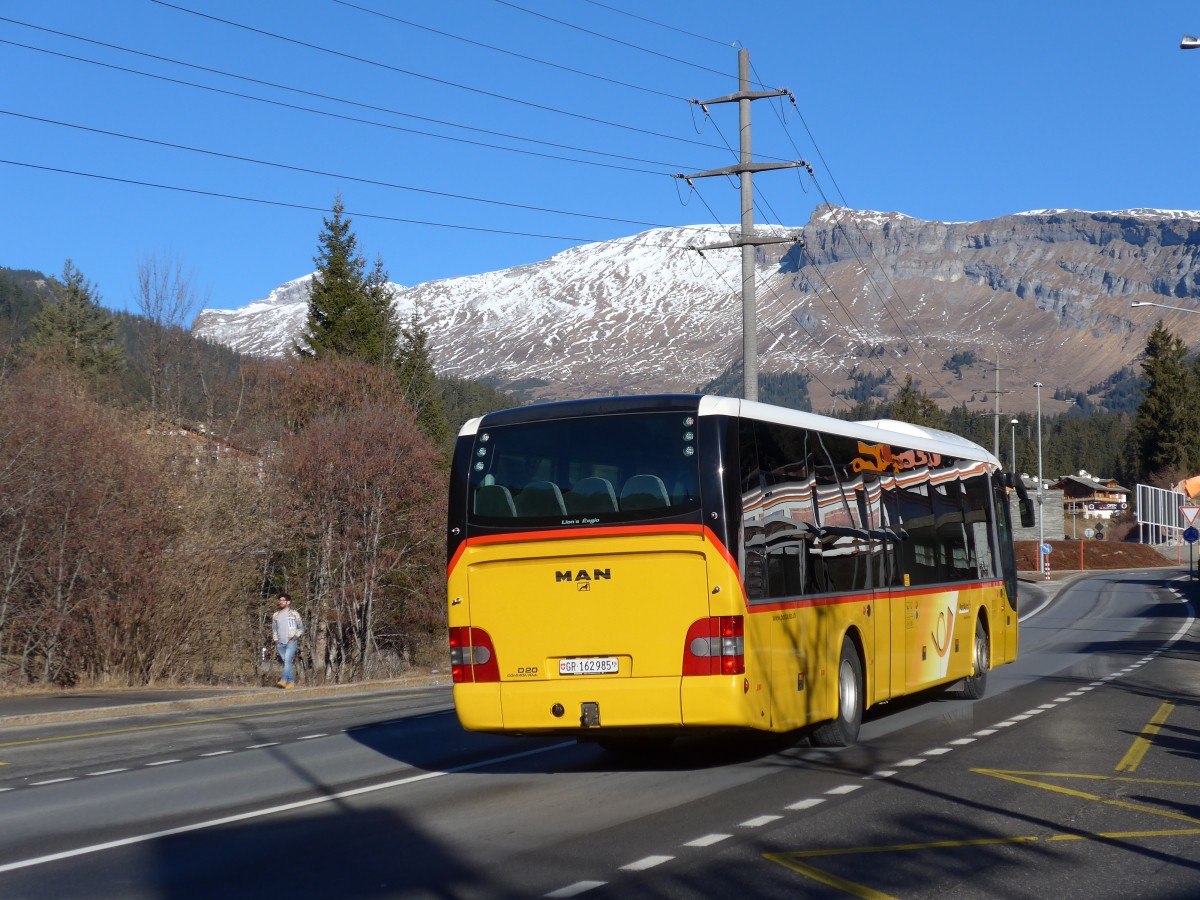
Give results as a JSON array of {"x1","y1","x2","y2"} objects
[
  {"x1": 1040, "y1": 543, "x2": 1052, "y2": 555},
  {"x1": 1185, "y1": 527, "x2": 1199, "y2": 544},
  {"x1": 1182, "y1": 506, "x2": 1200, "y2": 526},
  {"x1": 1084, "y1": 528, "x2": 1095, "y2": 538}
]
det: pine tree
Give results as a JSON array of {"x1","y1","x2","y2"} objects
[
  {"x1": 1126, "y1": 321, "x2": 1198, "y2": 483},
  {"x1": 396, "y1": 311, "x2": 448, "y2": 446},
  {"x1": 888, "y1": 374, "x2": 945, "y2": 428},
  {"x1": 23, "y1": 260, "x2": 123, "y2": 376},
  {"x1": 297, "y1": 195, "x2": 399, "y2": 365}
]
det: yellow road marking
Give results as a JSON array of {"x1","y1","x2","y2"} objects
[
  {"x1": 0, "y1": 693, "x2": 431, "y2": 751},
  {"x1": 765, "y1": 854, "x2": 900, "y2": 899},
  {"x1": 1115, "y1": 700, "x2": 1175, "y2": 773},
  {"x1": 972, "y1": 768, "x2": 1200, "y2": 825},
  {"x1": 767, "y1": 830, "x2": 1200, "y2": 895}
]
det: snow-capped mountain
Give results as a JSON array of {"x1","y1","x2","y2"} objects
[{"x1": 192, "y1": 206, "x2": 1200, "y2": 411}]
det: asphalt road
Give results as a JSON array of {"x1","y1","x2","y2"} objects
[{"x1": 0, "y1": 569, "x2": 1195, "y2": 899}]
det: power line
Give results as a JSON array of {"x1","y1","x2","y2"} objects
[
  {"x1": 0, "y1": 158, "x2": 605, "y2": 241},
  {"x1": 148, "y1": 0, "x2": 746, "y2": 154},
  {"x1": 332, "y1": 0, "x2": 689, "y2": 102},
  {"x1": 577, "y1": 0, "x2": 734, "y2": 50},
  {"x1": 0, "y1": 158, "x2": 727, "y2": 253},
  {"x1": 0, "y1": 17, "x2": 704, "y2": 171},
  {"x1": 495, "y1": 0, "x2": 734, "y2": 79},
  {"x1": 0, "y1": 36, "x2": 686, "y2": 176},
  {"x1": 0, "y1": 109, "x2": 677, "y2": 229}
]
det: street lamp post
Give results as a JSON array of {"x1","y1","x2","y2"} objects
[
  {"x1": 1035, "y1": 382, "x2": 1046, "y2": 578},
  {"x1": 1010, "y1": 417, "x2": 1019, "y2": 472}
]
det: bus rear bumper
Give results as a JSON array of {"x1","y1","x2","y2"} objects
[{"x1": 454, "y1": 675, "x2": 762, "y2": 734}]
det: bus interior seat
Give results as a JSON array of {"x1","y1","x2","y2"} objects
[
  {"x1": 620, "y1": 474, "x2": 670, "y2": 511},
  {"x1": 474, "y1": 483, "x2": 516, "y2": 517},
  {"x1": 515, "y1": 480, "x2": 568, "y2": 516},
  {"x1": 567, "y1": 476, "x2": 618, "y2": 514}
]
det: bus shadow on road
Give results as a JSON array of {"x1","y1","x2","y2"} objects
[{"x1": 143, "y1": 807, "x2": 515, "y2": 899}]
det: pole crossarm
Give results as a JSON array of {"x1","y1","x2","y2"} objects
[
  {"x1": 691, "y1": 89, "x2": 791, "y2": 106},
  {"x1": 675, "y1": 160, "x2": 812, "y2": 180},
  {"x1": 688, "y1": 235, "x2": 802, "y2": 252}
]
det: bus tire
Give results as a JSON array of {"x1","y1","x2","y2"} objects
[
  {"x1": 960, "y1": 617, "x2": 990, "y2": 700},
  {"x1": 811, "y1": 637, "x2": 863, "y2": 747}
]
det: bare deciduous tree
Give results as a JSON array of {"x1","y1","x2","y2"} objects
[{"x1": 133, "y1": 254, "x2": 201, "y2": 420}]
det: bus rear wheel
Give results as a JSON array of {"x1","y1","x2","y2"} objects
[
  {"x1": 960, "y1": 618, "x2": 990, "y2": 700},
  {"x1": 811, "y1": 637, "x2": 863, "y2": 747}
]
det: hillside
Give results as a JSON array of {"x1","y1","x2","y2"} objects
[{"x1": 193, "y1": 205, "x2": 1200, "y2": 413}]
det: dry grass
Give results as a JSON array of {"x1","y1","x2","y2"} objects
[{"x1": 1016, "y1": 539, "x2": 1177, "y2": 572}]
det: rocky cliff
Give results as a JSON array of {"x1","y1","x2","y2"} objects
[{"x1": 192, "y1": 206, "x2": 1200, "y2": 413}]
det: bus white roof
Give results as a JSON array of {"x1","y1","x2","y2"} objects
[
  {"x1": 459, "y1": 396, "x2": 999, "y2": 467},
  {"x1": 699, "y1": 396, "x2": 999, "y2": 466}
]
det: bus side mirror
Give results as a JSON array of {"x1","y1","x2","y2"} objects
[{"x1": 1008, "y1": 472, "x2": 1037, "y2": 528}]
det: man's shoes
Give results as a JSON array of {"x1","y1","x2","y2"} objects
[
  {"x1": 276, "y1": 680, "x2": 287, "y2": 688},
  {"x1": 283, "y1": 681, "x2": 296, "y2": 689}
]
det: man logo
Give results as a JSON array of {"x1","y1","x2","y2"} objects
[{"x1": 555, "y1": 568, "x2": 612, "y2": 584}]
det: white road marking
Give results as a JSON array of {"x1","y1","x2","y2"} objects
[
  {"x1": 923, "y1": 747, "x2": 952, "y2": 756},
  {"x1": 246, "y1": 743, "x2": 278, "y2": 749},
  {"x1": 0, "y1": 741, "x2": 573, "y2": 874},
  {"x1": 145, "y1": 760, "x2": 180, "y2": 766},
  {"x1": 620, "y1": 855, "x2": 673, "y2": 871},
  {"x1": 684, "y1": 834, "x2": 730, "y2": 847},
  {"x1": 200, "y1": 751, "x2": 233, "y2": 757},
  {"x1": 740, "y1": 815, "x2": 782, "y2": 828},
  {"x1": 30, "y1": 778, "x2": 74, "y2": 785},
  {"x1": 545, "y1": 881, "x2": 606, "y2": 897},
  {"x1": 869, "y1": 771, "x2": 897, "y2": 780},
  {"x1": 786, "y1": 798, "x2": 827, "y2": 810},
  {"x1": 894, "y1": 758, "x2": 926, "y2": 767},
  {"x1": 973, "y1": 729, "x2": 998, "y2": 737},
  {"x1": 949, "y1": 738, "x2": 976, "y2": 746},
  {"x1": 87, "y1": 769, "x2": 128, "y2": 776},
  {"x1": 297, "y1": 734, "x2": 327, "y2": 740},
  {"x1": 825, "y1": 784, "x2": 862, "y2": 795}
]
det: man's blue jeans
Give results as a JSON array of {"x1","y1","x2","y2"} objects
[{"x1": 277, "y1": 639, "x2": 299, "y2": 684}]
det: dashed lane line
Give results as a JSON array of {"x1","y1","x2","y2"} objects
[
  {"x1": 0, "y1": 694, "x2": 420, "y2": 751},
  {"x1": 540, "y1": 586, "x2": 1197, "y2": 898},
  {"x1": 0, "y1": 741, "x2": 573, "y2": 874},
  {"x1": 683, "y1": 833, "x2": 731, "y2": 847},
  {"x1": 619, "y1": 855, "x2": 673, "y2": 872}
]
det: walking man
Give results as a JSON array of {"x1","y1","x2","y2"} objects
[{"x1": 271, "y1": 593, "x2": 304, "y2": 688}]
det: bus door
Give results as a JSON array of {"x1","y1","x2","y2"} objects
[
  {"x1": 867, "y1": 475, "x2": 901, "y2": 702},
  {"x1": 992, "y1": 474, "x2": 1020, "y2": 663}
]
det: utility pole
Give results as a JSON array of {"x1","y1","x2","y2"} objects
[
  {"x1": 675, "y1": 48, "x2": 810, "y2": 402},
  {"x1": 978, "y1": 355, "x2": 1011, "y2": 460}
]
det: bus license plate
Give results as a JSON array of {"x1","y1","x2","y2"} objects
[{"x1": 559, "y1": 656, "x2": 618, "y2": 676}]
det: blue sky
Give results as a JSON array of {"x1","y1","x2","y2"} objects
[{"x1": 3, "y1": 1, "x2": 1199, "y2": 315}]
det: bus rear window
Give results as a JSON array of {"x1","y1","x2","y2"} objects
[{"x1": 468, "y1": 411, "x2": 701, "y2": 525}]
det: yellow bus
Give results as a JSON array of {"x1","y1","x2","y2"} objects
[{"x1": 447, "y1": 395, "x2": 1034, "y2": 748}]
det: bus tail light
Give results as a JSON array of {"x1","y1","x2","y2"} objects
[
  {"x1": 683, "y1": 615, "x2": 745, "y2": 676},
  {"x1": 449, "y1": 626, "x2": 500, "y2": 683}
]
